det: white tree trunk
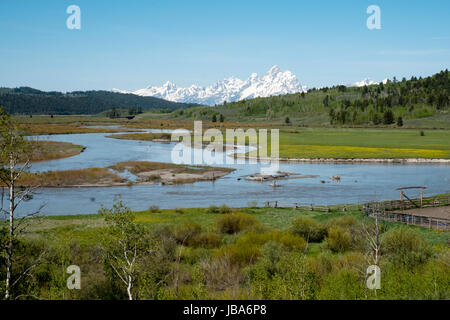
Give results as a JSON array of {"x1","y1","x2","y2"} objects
[
  {"x1": 5, "y1": 158, "x2": 15, "y2": 299},
  {"x1": 127, "y1": 276, "x2": 133, "y2": 300}
]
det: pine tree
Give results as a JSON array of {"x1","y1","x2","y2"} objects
[
  {"x1": 383, "y1": 110, "x2": 394, "y2": 125},
  {"x1": 323, "y1": 95, "x2": 329, "y2": 107}
]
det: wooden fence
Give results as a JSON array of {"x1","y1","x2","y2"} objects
[
  {"x1": 380, "y1": 195, "x2": 450, "y2": 211},
  {"x1": 364, "y1": 195, "x2": 450, "y2": 230},
  {"x1": 368, "y1": 211, "x2": 450, "y2": 230}
]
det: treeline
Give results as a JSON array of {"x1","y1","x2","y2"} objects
[
  {"x1": 327, "y1": 70, "x2": 450, "y2": 125},
  {"x1": 105, "y1": 107, "x2": 143, "y2": 119},
  {"x1": 0, "y1": 87, "x2": 195, "y2": 115}
]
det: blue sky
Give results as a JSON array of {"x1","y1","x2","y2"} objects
[{"x1": 0, "y1": 0, "x2": 449, "y2": 91}]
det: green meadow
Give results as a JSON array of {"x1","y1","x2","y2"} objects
[{"x1": 245, "y1": 128, "x2": 450, "y2": 159}]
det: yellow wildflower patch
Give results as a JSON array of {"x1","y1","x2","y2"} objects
[{"x1": 278, "y1": 145, "x2": 450, "y2": 159}]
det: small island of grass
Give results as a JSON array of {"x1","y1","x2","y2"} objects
[
  {"x1": 107, "y1": 132, "x2": 172, "y2": 142},
  {"x1": 13, "y1": 161, "x2": 235, "y2": 187},
  {"x1": 31, "y1": 141, "x2": 86, "y2": 162}
]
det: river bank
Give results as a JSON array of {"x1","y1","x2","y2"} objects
[{"x1": 235, "y1": 154, "x2": 450, "y2": 164}]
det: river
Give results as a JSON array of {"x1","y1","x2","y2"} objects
[{"x1": 7, "y1": 128, "x2": 450, "y2": 216}]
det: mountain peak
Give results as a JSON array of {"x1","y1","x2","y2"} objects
[
  {"x1": 353, "y1": 78, "x2": 377, "y2": 87},
  {"x1": 119, "y1": 66, "x2": 306, "y2": 105},
  {"x1": 267, "y1": 65, "x2": 281, "y2": 75}
]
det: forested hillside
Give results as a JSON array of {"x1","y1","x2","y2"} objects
[
  {"x1": 0, "y1": 87, "x2": 195, "y2": 115},
  {"x1": 167, "y1": 70, "x2": 450, "y2": 127}
]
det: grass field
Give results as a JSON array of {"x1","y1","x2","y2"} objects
[
  {"x1": 23, "y1": 205, "x2": 450, "y2": 248},
  {"x1": 244, "y1": 128, "x2": 450, "y2": 159}
]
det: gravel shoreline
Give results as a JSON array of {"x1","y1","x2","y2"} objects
[{"x1": 235, "y1": 154, "x2": 450, "y2": 164}]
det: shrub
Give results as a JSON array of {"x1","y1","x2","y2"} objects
[
  {"x1": 207, "y1": 204, "x2": 232, "y2": 214},
  {"x1": 177, "y1": 246, "x2": 209, "y2": 265},
  {"x1": 326, "y1": 215, "x2": 366, "y2": 251},
  {"x1": 306, "y1": 253, "x2": 333, "y2": 278},
  {"x1": 249, "y1": 248, "x2": 319, "y2": 300},
  {"x1": 319, "y1": 268, "x2": 365, "y2": 299},
  {"x1": 332, "y1": 252, "x2": 366, "y2": 273},
  {"x1": 148, "y1": 205, "x2": 160, "y2": 213},
  {"x1": 327, "y1": 215, "x2": 357, "y2": 230},
  {"x1": 173, "y1": 222, "x2": 202, "y2": 244},
  {"x1": 324, "y1": 226, "x2": 352, "y2": 253},
  {"x1": 188, "y1": 233, "x2": 223, "y2": 249},
  {"x1": 202, "y1": 256, "x2": 245, "y2": 290},
  {"x1": 381, "y1": 227, "x2": 432, "y2": 267},
  {"x1": 237, "y1": 231, "x2": 306, "y2": 252},
  {"x1": 174, "y1": 208, "x2": 185, "y2": 214},
  {"x1": 216, "y1": 213, "x2": 259, "y2": 234},
  {"x1": 290, "y1": 217, "x2": 327, "y2": 242},
  {"x1": 278, "y1": 233, "x2": 307, "y2": 252},
  {"x1": 215, "y1": 242, "x2": 261, "y2": 266},
  {"x1": 207, "y1": 205, "x2": 220, "y2": 213},
  {"x1": 218, "y1": 204, "x2": 232, "y2": 214}
]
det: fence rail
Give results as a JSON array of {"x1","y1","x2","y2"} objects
[
  {"x1": 263, "y1": 195, "x2": 449, "y2": 230},
  {"x1": 364, "y1": 195, "x2": 450, "y2": 230},
  {"x1": 368, "y1": 211, "x2": 450, "y2": 230}
]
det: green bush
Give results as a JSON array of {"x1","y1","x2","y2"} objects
[
  {"x1": 188, "y1": 233, "x2": 223, "y2": 249},
  {"x1": 148, "y1": 205, "x2": 160, "y2": 213},
  {"x1": 327, "y1": 215, "x2": 357, "y2": 229},
  {"x1": 248, "y1": 248, "x2": 320, "y2": 300},
  {"x1": 376, "y1": 261, "x2": 450, "y2": 299},
  {"x1": 319, "y1": 268, "x2": 365, "y2": 299},
  {"x1": 207, "y1": 205, "x2": 220, "y2": 213},
  {"x1": 218, "y1": 204, "x2": 232, "y2": 214},
  {"x1": 237, "y1": 231, "x2": 306, "y2": 252},
  {"x1": 290, "y1": 217, "x2": 327, "y2": 242},
  {"x1": 207, "y1": 204, "x2": 232, "y2": 214},
  {"x1": 216, "y1": 213, "x2": 259, "y2": 234},
  {"x1": 173, "y1": 222, "x2": 202, "y2": 244},
  {"x1": 326, "y1": 215, "x2": 366, "y2": 251},
  {"x1": 381, "y1": 227, "x2": 432, "y2": 267},
  {"x1": 324, "y1": 226, "x2": 352, "y2": 253},
  {"x1": 215, "y1": 242, "x2": 260, "y2": 266},
  {"x1": 178, "y1": 246, "x2": 209, "y2": 265}
]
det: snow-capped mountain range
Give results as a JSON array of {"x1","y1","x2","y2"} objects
[
  {"x1": 113, "y1": 66, "x2": 389, "y2": 105},
  {"x1": 353, "y1": 78, "x2": 389, "y2": 87},
  {"x1": 113, "y1": 65, "x2": 307, "y2": 106}
]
